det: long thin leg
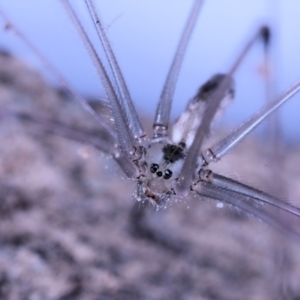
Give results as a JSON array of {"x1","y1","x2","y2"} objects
[
  {"x1": 0, "y1": 4, "x2": 137, "y2": 176},
  {"x1": 192, "y1": 181, "x2": 300, "y2": 244},
  {"x1": 0, "y1": 8, "x2": 115, "y2": 141},
  {"x1": 84, "y1": 0, "x2": 146, "y2": 142},
  {"x1": 176, "y1": 76, "x2": 232, "y2": 195},
  {"x1": 199, "y1": 169, "x2": 300, "y2": 217},
  {"x1": 1, "y1": 109, "x2": 137, "y2": 178},
  {"x1": 1, "y1": 110, "x2": 114, "y2": 154},
  {"x1": 153, "y1": 0, "x2": 204, "y2": 138},
  {"x1": 176, "y1": 26, "x2": 270, "y2": 194},
  {"x1": 201, "y1": 79, "x2": 300, "y2": 165},
  {"x1": 61, "y1": 0, "x2": 135, "y2": 156}
]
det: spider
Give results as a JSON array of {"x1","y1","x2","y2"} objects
[{"x1": 0, "y1": 0, "x2": 300, "y2": 244}]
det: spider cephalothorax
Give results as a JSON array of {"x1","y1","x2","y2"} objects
[{"x1": 137, "y1": 140, "x2": 186, "y2": 204}]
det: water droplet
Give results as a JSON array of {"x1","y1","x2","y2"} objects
[{"x1": 217, "y1": 202, "x2": 223, "y2": 208}]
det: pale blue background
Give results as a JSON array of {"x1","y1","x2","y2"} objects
[{"x1": 0, "y1": 0, "x2": 299, "y2": 142}]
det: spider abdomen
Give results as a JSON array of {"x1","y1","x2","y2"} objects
[{"x1": 171, "y1": 73, "x2": 235, "y2": 148}]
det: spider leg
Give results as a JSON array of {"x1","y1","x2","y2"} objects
[
  {"x1": 4, "y1": 111, "x2": 115, "y2": 154},
  {"x1": 230, "y1": 26, "x2": 270, "y2": 74},
  {"x1": 153, "y1": 0, "x2": 204, "y2": 138},
  {"x1": 262, "y1": 25, "x2": 279, "y2": 139},
  {"x1": 1, "y1": 109, "x2": 137, "y2": 178},
  {"x1": 0, "y1": 6, "x2": 138, "y2": 177},
  {"x1": 192, "y1": 180, "x2": 300, "y2": 244},
  {"x1": 201, "y1": 79, "x2": 300, "y2": 165},
  {"x1": 199, "y1": 169, "x2": 300, "y2": 217},
  {"x1": 175, "y1": 75, "x2": 232, "y2": 195},
  {"x1": 84, "y1": 0, "x2": 146, "y2": 143},
  {"x1": 0, "y1": 8, "x2": 115, "y2": 141},
  {"x1": 61, "y1": 0, "x2": 136, "y2": 156},
  {"x1": 176, "y1": 26, "x2": 270, "y2": 194}
]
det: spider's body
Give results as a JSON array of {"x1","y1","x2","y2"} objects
[{"x1": 136, "y1": 74, "x2": 235, "y2": 205}]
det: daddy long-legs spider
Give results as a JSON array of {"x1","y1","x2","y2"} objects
[{"x1": 0, "y1": 0, "x2": 300, "y2": 298}]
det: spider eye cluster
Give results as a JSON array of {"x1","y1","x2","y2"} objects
[{"x1": 150, "y1": 163, "x2": 173, "y2": 180}]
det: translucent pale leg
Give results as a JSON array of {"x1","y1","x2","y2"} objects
[
  {"x1": 84, "y1": 0, "x2": 146, "y2": 142},
  {"x1": 0, "y1": 8, "x2": 115, "y2": 140},
  {"x1": 201, "y1": 79, "x2": 300, "y2": 165},
  {"x1": 199, "y1": 169, "x2": 300, "y2": 217},
  {"x1": 176, "y1": 27, "x2": 270, "y2": 194},
  {"x1": 192, "y1": 181, "x2": 300, "y2": 244},
  {"x1": 61, "y1": 0, "x2": 135, "y2": 156},
  {"x1": 1, "y1": 109, "x2": 137, "y2": 178},
  {"x1": 153, "y1": 0, "x2": 204, "y2": 138}
]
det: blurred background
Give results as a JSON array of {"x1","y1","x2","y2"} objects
[{"x1": 0, "y1": 0, "x2": 299, "y2": 142}]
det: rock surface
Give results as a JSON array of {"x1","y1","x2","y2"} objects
[{"x1": 0, "y1": 51, "x2": 300, "y2": 300}]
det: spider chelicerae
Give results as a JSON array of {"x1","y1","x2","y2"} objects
[{"x1": 1, "y1": 0, "x2": 300, "y2": 243}]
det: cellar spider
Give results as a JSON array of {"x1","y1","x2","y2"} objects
[{"x1": 0, "y1": 0, "x2": 300, "y2": 245}]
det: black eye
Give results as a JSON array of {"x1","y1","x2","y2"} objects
[
  {"x1": 164, "y1": 169, "x2": 172, "y2": 179},
  {"x1": 156, "y1": 171, "x2": 163, "y2": 177},
  {"x1": 150, "y1": 163, "x2": 159, "y2": 173},
  {"x1": 179, "y1": 142, "x2": 186, "y2": 148}
]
